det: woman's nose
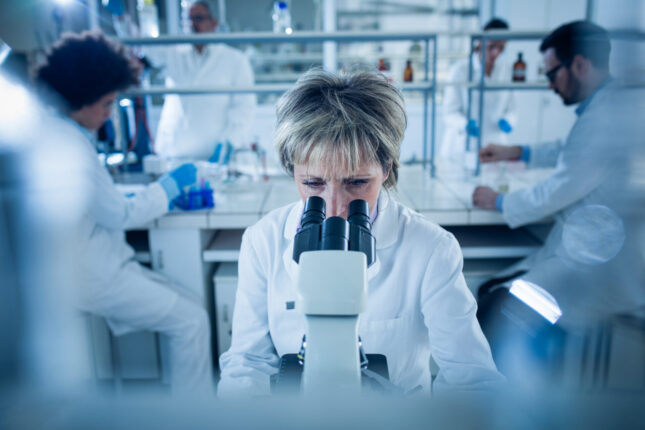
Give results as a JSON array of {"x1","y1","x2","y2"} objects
[{"x1": 325, "y1": 192, "x2": 349, "y2": 218}]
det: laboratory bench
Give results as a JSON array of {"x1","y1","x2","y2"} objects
[
  {"x1": 98, "y1": 164, "x2": 550, "y2": 386},
  {"x1": 124, "y1": 163, "x2": 551, "y2": 304}
]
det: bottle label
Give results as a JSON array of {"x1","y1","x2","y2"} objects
[{"x1": 513, "y1": 69, "x2": 526, "y2": 81}]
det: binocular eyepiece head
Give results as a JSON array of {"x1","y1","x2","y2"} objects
[{"x1": 293, "y1": 196, "x2": 376, "y2": 266}]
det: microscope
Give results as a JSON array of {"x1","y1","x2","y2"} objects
[{"x1": 274, "y1": 196, "x2": 389, "y2": 395}]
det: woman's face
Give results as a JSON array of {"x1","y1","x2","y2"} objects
[
  {"x1": 70, "y1": 91, "x2": 117, "y2": 131},
  {"x1": 294, "y1": 159, "x2": 388, "y2": 219}
]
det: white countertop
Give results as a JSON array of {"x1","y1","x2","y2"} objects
[{"x1": 119, "y1": 163, "x2": 551, "y2": 229}]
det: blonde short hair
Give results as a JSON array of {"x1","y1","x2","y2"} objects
[{"x1": 274, "y1": 69, "x2": 407, "y2": 188}]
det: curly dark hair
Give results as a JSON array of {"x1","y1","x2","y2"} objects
[{"x1": 34, "y1": 30, "x2": 139, "y2": 111}]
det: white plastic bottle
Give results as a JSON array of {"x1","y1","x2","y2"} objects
[
  {"x1": 138, "y1": 0, "x2": 159, "y2": 38},
  {"x1": 272, "y1": 1, "x2": 292, "y2": 34}
]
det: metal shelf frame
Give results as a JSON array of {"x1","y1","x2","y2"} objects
[
  {"x1": 120, "y1": 31, "x2": 440, "y2": 176},
  {"x1": 466, "y1": 29, "x2": 645, "y2": 175}
]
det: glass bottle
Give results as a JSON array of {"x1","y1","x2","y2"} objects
[
  {"x1": 272, "y1": 1, "x2": 292, "y2": 34},
  {"x1": 512, "y1": 52, "x2": 527, "y2": 82},
  {"x1": 403, "y1": 59, "x2": 413, "y2": 82}
]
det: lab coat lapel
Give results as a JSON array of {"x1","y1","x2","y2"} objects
[
  {"x1": 282, "y1": 200, "x2": 304, "y2": 284},
  {"x1": 372, "y1": 191, "x2": 398, "y2": 250}
]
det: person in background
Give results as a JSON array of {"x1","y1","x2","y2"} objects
[
  {"x1": 473, "y1": 21, "x2": 645, "y2": 331},
  {"x1": 149, "y1": 0, "x2": 256, "y2": 160},
  {"x1": 34, "y1": 30, "x2": 213, "y2": 393},
  {"x1": 218, "y1": 69, "x2": 505, "y2": 397},
  {"x1": 441, "y1": 18, "x2": 517, "y2": 166}
]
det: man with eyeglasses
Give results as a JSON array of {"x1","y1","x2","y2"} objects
[
  {"x1": 472, "y1": 21, "x2": 613, "y2": 211},
  {"x1": 149, "y1": 0, "x2": 256, "y2": 160},
  {"x1": 472, "y1": 21, "x2": 636, "y2": 316},
  {"x1": 471, "y1": 21, "x2": 645, "y2": 388}
]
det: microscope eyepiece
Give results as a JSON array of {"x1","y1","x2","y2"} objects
[
  {"x1": 301, "y1": 196, "x2": 326, "y2": 228},
  {"x1": 321, "y1": 216, "x2": 349, "y2": 251},
  {"x1": 294, "y1": 197, "x2": 375, "y2": 266},
  {"x1": 347, "y1": 199, "x2": 375, "y2": 267},
  {"x1": 293, "y1": 196, "x2": 326, "y2": 263},
  {"x1": 348, "y1": 199, "x2": 370, "y2": 229}
]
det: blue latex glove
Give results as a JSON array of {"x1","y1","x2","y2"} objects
[
  {"x1": 159, "y1": 163, "x2": 197, "y2": 202},
  {"x1": 498, "y1": 118, "x2": 513, "y2": 134},
  {"x1": 465, "y1": 119, "x2": 479, "y2": 137}
]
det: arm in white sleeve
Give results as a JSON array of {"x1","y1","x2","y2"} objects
[
  {"x1": 503, "y1": 118, "x2": 609, "y2": 228},
  {"x1": 502, "y1": 90, "x2": 518, "y2": 130},
  {"x1": 421, "y1": 232, "x2": 505, "y2": 393},
  {"x1": 221, "y1": 55, "x2": 257, "y2": 145},
  {"x1": 526, "y1": 139, "x2": 563, "y2": 168},
  {"x1": 86, "y1": 155, "x2": 169, "y2": 231},
  {"x1": 218, "y1": 227, "x2": 280, "y2": 397},
  {"x1": 442, "y1": 63, "x2": 468, "y2": 132}
]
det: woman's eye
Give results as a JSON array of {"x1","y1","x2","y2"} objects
[
  {"x1": 303, "y1": 181, "x2": 325, "y2": 188},
  {"x1": 347, "y1": 179, "x2": 368, "y2": 187}
]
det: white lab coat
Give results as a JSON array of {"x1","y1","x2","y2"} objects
[
  {"x1": 502, "y1": 82, "x2": 645, "y2": 326},
  {"x1": 218, "y1": 191, "x2": 504, "y2": 396},
  {"x1": 149, "y1": 43, "x2": 256, "y2": 159},
  {"x1": 67, "y1": 120, "x2": 212, "y2": 391},
  {"x1": 441, "y1": 54, "x2": 517, "y2": 161}
]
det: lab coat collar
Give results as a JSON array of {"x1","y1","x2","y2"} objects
[
  {"x1": 281, "y1": 190, "x2": 400, "y2": 284},
  {"x1": 574, "y1": 76, "x2": 613, "y2": 116}
]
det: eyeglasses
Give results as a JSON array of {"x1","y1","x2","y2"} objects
[
  {"x1": 545, "y1": 59, "x2": 571, "y2": 83},
  {"x1": 189, "y1": 15, "x2": 211, "y2": 23}
]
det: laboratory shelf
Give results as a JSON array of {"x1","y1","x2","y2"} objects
[
  {"x1": 444, "y1": 225, "x2": 542, "y2": 259},
  {"x1": 203, "y1": 229, "x2": 244, "y2": 262}
]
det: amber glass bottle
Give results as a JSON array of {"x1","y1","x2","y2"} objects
[
  {"x1": 403, "y1": 60, "x2": 413, "y2": 82},
  {"x1": 512, "y1": 52, "x2": 527, "y2": 82}
]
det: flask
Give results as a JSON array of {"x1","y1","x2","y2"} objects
[
  {"x1": 272, "y1": 1, "x2": 292, "y2": 34},
  {"x1": 512, "y1": 52, "x2": 526, "y2": 82},
  {"x1": 403, "y1": 59, "x2": 413, "y2": 82}
]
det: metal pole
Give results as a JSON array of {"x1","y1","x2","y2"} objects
[
  {"x1": 586, "y1": 0, "x2": 595, "y2": 21},
  {"x1": 430, "y1": 35, "x2": 437, "y2": 178},
  {"x1": 465, "y1": 35, "x2": 474, "y2": 152},
  {"x1": 165, "y1": 0, "x2": 181, "y2": 34},
  {"x1": 218, "y1": 0, "x2": 230, "y2": 32},
  {"x1": 87, "y1": 0, "x2": 100, "y2": 30},
  {"x1": 422, "y1": 38, "x2": 430, "y2": 171},
  {"x1": 476, "y1": 34, "x2": 486, "y2": 176},
  {"x1": 323, "y1": 0, "x2": 337, "y2": 72}
]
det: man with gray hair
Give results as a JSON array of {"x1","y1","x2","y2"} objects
[{"x1": 150, "y1": 0, "x2": 256, "y2": 159}]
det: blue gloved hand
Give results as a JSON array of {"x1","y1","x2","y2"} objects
[
  {"x1": 465, "y1": 119, "x2": 479, "y2": 137},
  {"x1": 498, "y1": 118, "x2": 513, "y2": 134},
  {"x1": 159, "y1": 163, "x2": 198, "y2": 202}
]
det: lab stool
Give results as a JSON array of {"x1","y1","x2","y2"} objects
[{"x1": 84, "y1": 313, "x2": 166, "y2": 392}]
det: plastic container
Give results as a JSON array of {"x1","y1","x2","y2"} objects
[{"x1": 173, "y1": 183, "x2": 215, "y2": 210}]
